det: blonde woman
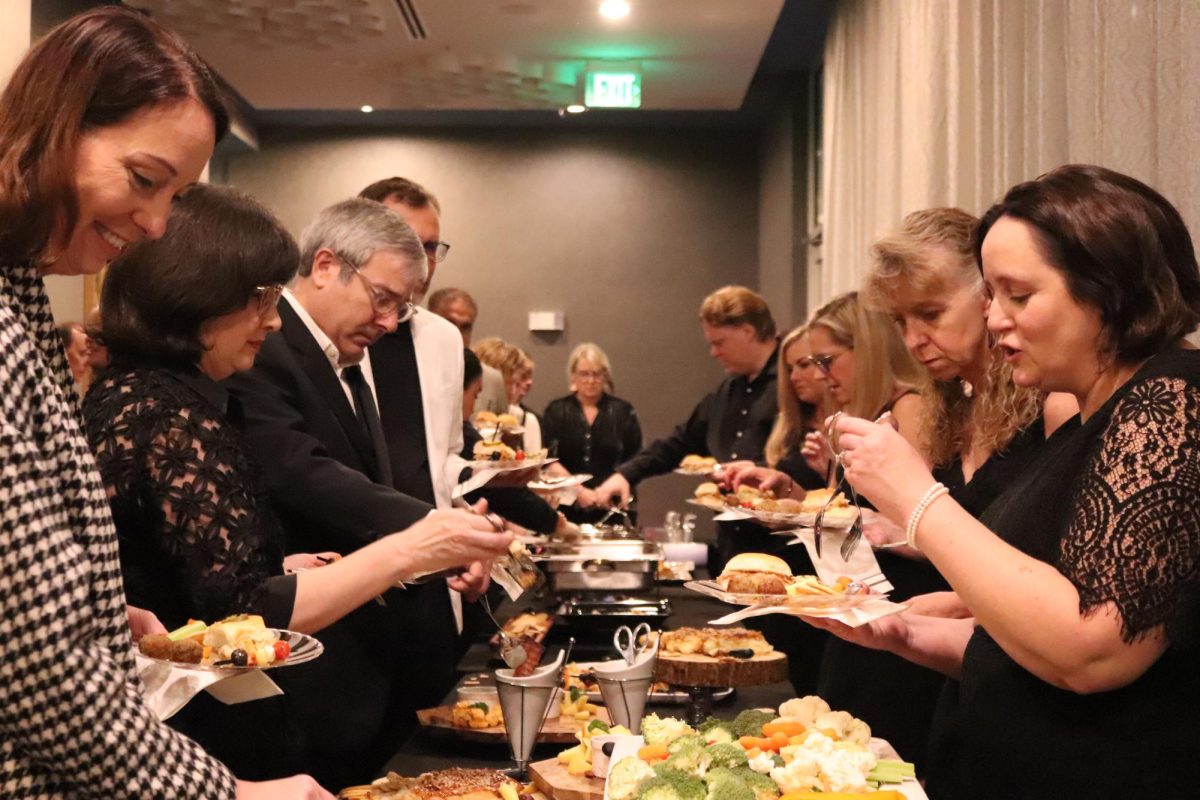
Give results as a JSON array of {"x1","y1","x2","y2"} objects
[
  {"x1": 763, "y1": 324, "x2": 835, "y2": 488},
  {"x1": 474, "y1": 338, "x2": 542, "y2": 452},
  {"x1": 542, "y1": 343, "x2": 642, "y2": 521}
]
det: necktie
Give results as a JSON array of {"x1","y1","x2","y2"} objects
[{"x1": 342, "y1": 364, "x2": 393, "y2": 486}]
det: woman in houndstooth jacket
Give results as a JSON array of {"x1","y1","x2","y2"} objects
[{"x1": 0, "y1": 8, "x2": 328, "y2": 799}]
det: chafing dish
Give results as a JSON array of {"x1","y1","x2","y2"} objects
[
  {"x1": 557, "y1": 596, "x2": 672, "y2": 622},
  {"x1": 535, "y1": 540, "x2": 662, "y2": 593}
]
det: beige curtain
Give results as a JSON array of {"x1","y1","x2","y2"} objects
[{"x1": 815, "y1": 0, "x2": 1200, "y2": 308}]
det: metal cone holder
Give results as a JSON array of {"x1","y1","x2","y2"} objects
[
  {"x1": 593, "y1": 639, "x2": 658, "y2": 734},
  {"x1": 494, "y1": 643, "x2": 571, "y2": 779}
]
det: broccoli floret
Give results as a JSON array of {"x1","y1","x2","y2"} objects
[
  {"x1": 696, "y1": 716, "x2": 722, "y2": 733},
  {"x1": 663, "y1": 743, "x2": 713, "y2": 778},
  {"x1": 705, "y1": 743, "x2": 749, "y2": 770},
  {"x1": 728, "y1": 709, "x2": 778, "y2": 738},
  {"x1": 637, "y1": 771, "x2": 707, "y2": 800},
  {"x1": 667, "y1": 734, "x2": 706, "y2": 754},
  {"x1": 770, "y1": 754, "x2": 784, "y2": 769},
  {"x1": 700, "y1": 768, "x2": 739, "y2": 785},
  {"x1": 702, "y1": 773, "x2": 754, "y2": 800},
  {"x1": 732, "y1": 769, "x2": 779, "y2": 800}
]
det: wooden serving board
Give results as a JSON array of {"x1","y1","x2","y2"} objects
[
  {"x1": 416, "y1": 706, "x2": 611, "y2": 744},
  {"x1": 529, "y1": 757, "x2": 604, "y2": 800},
  {"x1": 655, "y1": 651, "x2": 788, "y2": 688}
]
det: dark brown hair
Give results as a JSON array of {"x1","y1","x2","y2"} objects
[
  {"x1": 975, "y1": 164, "x2": 1200, "y2": 362},
  {"x1": 359, "y1": 176, "x2": 441, "y2": 213},
  {"x1": 0, "y1": 6, "x2": 229, "y2": 261},
  {"x1": 101, "y1": 184, "x2": 297, "y2": 369}
]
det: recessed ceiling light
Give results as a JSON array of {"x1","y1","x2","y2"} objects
[
  {"x1": 566, "y1": 104, "x2": 587, "y2": 114},
  {"x1": 599, "y1": 0, "x2": 630, "y2": 21},
  {"x1": 360, "y1": 105, "x2": 374, "y2": 113}
]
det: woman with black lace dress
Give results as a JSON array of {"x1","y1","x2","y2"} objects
[
  {"x1": 82, "y1": 185, "x2": 513, "y2": 779},
  {"x1": 810, "y1": 165, "x2": 1200, "y2": 798}
]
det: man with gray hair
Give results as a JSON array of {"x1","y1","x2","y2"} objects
[{"x1": 226, "y1": 198, "x2": 489, "y2": 788}]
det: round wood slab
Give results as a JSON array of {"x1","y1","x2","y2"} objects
[{"x1": 655, "y1": 651, "x2": 788, "y2": 688}]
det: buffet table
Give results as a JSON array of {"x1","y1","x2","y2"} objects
[{"x1": 383, "y1": 579, "x2": 797, "y2": 776}]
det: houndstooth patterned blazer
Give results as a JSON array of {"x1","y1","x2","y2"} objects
[{"x1": 0, "y1": 263, "x2": 236, "y2": 798}]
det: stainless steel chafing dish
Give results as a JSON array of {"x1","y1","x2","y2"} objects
[{"x1": 535, "y1": 540, "x2": 663, "y2": 593}]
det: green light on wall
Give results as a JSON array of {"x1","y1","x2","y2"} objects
[{"x1": 585, "y1": 71, "x2": 642, "y2": 108}]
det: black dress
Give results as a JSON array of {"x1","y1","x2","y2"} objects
[
  {"x1": 83, "y1": 365, "x2": 300, "y2": 780},
  {"x1": 930, "y1": 348, "x2": 1200, "y2": 798},
  {"x1": 818, "y1": 416, "x2": 1048, "y2": 770},
  {"x1": 542, "y1": 393, "x2": 642, "y2": 523}
]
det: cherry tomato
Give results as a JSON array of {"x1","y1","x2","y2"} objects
[
  {"x1": 274, "y1": 640, "x2": 291, "y2": 661},
  {"x1": 515, "y1": 450, "x2": 525, "y2": 461}
]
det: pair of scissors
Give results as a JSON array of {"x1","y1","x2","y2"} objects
[{"x1": 612, "y1": 622, "x2": 652, "y2": 665}]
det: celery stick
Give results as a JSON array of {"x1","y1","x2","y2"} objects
[{"x1": 166, "y1": 620, "x2": 207, "y2": 641}]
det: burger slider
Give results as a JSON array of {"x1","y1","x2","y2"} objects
[{"x1": 716, "y1": 552, "x2": 794, "y2": 594}]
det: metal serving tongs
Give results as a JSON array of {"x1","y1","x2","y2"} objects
[
  {"x1": 480, "y1": 592, "x2": 527, "y2": 670},
  {"x1": 822, "y1": 411, "x2": 900, "y2": 561}
]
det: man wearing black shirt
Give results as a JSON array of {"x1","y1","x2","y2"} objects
[{"x1": 594, "y1": 285, "x2": 781, "y2": 572}]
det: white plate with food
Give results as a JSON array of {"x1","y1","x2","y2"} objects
[
  {"x1": 528, "y1": 473, "x2": 592, "y2": 491},
  {"x1": 470, "y1": 456, "x2": 558, "y2": 473},
  {"x1": 138, "y1": 616, "x2": 323, "y2": 671}
]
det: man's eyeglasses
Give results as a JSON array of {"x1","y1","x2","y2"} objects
[
  {"x1": 424, "y1": 241, "x2": 451, "y2": 263},
  {"x1": 343, "y1": 260, "x2": 416, "y2": 323},
  {"x1": 252, "y1": 284, "x2": 285, "y2": 316}
]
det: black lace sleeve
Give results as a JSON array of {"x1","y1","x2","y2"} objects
[
  {"x1": 1061, "y1": 376, "x2": 1200, "y2": 645},
  {"x1": 87, "y1": 374, "x2": 295, "y2": 626}
]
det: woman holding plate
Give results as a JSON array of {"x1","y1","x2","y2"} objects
[
  {"x1": 810, "y1": 165, "x2": 1200, "y2": 797},
  {"x1": 84, "y1": 184, "x2": 513, "y2": 779},
  {"x1": 0, "y1": 7, "x2": 335, "y2": 797}
]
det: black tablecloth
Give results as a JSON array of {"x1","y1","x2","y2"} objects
[{"x1": 383, "y1": 580, "x2": 797, "y2": 776}]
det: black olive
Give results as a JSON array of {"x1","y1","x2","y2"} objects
[
  {"x1": 601, "y1": 742, "x2": 616, "y2": 757},
  {"x1": 729, "y1": 648, "x2": 755, "y2": 659},
  {"x1": 490, "y1": 451, "x2": 502, "y2": 461},
  {"x1": 231, "y1": 648, "x2": 249, "y2": 667}
]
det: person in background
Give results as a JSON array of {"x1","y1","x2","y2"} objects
[
  {"x1": 359, "y1": 176, "x2": 449, "y2": 302},
  {"x1": 83, "y1": 304, "x2": 110, "y2": 372},
  {"x1": 541, "y1": 342, "x2": 642, "y2": 523},
  {"x1": 460, "y1": 347, "x2": 573, "y2": 535},
  {"x1": 809, "y1": 164, "x2": 1200, "y2": 797},
  {"x1": 84, "y1": 184, "x2": 512, "y2": 781},
  {"x1": 475, "y1": 336, "x2": 543, "y2": 452},
  {"x1": 56, "y1": 321, "x2": 92, "y2": 393},
  {"x1": 429, "y1": 286, "x2": 508, "y2": 414},
  {"x1": 0, "y1": 6, "x2": 327, "y2": 798},
  {"x1": 763, "y1": 324, "x2": 834, "y2": 489}
]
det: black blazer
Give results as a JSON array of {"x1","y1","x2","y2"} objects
[
  {"x1": 225, "y1": 302, "x2": 431, "y2": 555},
  {"x1": 223, "y1": 301, "x2": 437, "y2": 787}
]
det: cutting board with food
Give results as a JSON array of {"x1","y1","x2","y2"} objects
[
  {"x1": 417, "y1": 704, "x2": 612, "y2": 744},
  {"x1": 529, "y1": 757, "x2": 604, "y2": 800}
]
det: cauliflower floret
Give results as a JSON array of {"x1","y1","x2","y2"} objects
[
  {"x1": 745, "y1": 752, "x2": 775, "y2": 775},
  {"x1": 609, "y1": 757, "x2": 657, "y2": 800},
  {"x1": 768, "y1": 752, "x2": 820, "y2": 794},
  {"x1": 643, "y1": 714, "x2": 696, "y2": 747},
  {"x1": 818, "y1": 748, "x2": 877, "y2": 793},
  {"x1": 776, "y1": 696, "x2": 830, "y2": 726}
]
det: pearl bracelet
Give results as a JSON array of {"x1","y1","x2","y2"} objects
[{"x1": 905, "y1": 482, "x2": 950, "y2": 550}]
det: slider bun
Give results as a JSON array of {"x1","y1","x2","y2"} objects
[
  {"x1": 694, "y1": 482, "x2": 721, "y2": 498},
  {"x1": 475, "y1": 411, "x2": 499, "y2": 425},
  {"x1": 721, "y1": 552, "x2": 793, "y2": 577}
]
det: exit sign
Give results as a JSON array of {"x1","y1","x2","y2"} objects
[{"x1": 585, "y1": 71, "x2": 642, "y2": 108}]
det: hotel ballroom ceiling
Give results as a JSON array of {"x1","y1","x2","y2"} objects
[{"x1": 124, "y1": 0, "x2": 830, "y2": 123}]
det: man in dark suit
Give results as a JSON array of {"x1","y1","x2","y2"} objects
[{"x1": 226, "y1": 198, "x2": 493, "y2": 789}]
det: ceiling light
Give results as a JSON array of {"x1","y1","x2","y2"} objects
[
  {"x1": 360, "y1": 105, "x2": 374, "y2": 113},
  {"x1": 566, "y1": 104, "x2": 587, "y2": 114},
  {"x1": 599, "y1": 0, "x2": 630, "y2": 21}
]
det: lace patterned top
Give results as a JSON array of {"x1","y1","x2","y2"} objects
[
  {"x1": 0, "y1": 263, "x2": 235, "y2": 798},
  {"x1": 83, "y1": 365, "x2": 296, "y2": 630},
  {"x1": 944, "y1": 347, "x2": 1200, "y2": 798}
]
